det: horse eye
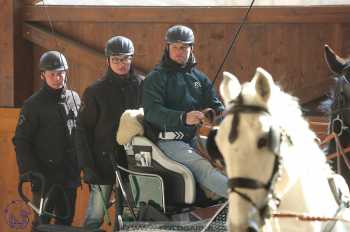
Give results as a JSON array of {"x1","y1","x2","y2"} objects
[{"x1": 257, "y1": 137, "x2": 268, "y2": 149}]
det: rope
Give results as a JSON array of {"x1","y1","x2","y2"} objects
[{"x1": 272, "y1": 211, "x2": 350, "y2": 224}]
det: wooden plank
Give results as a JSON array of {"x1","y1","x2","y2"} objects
[
  {"x1": 0, "y1": 108, "x2": 28, "y2": 232},
  {"x1": 23, "y1": 0, "x2": 36, "y2": 5},
  {"x1": 13, "y1": 1, "x2": 34, "y2": 106},
  {"x1": 0, "y1": 0, "x2": 33, "y2": 107},
  {"x1": 23, "y1": 23, "x2": 106, "y2": 76},
  {"x1": 0, "y1": 0, "x2": 14, "y2": 106},
  {"x1": 25, "y1": 0, "x2": 350, "y2": 6},
  {"x1": 23, "y1": 6, "x2": 350, "y2": 23}
]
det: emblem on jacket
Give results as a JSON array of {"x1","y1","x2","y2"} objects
[
  {"x1": 193, "y1": 81, "x2": 201, "y2": 88},
  {"x1": 18, "y1": 113, "x2": 26, "y2": 126},
  {"x1": 67, "y1": 110, "x2": 77, "y2": 135}
]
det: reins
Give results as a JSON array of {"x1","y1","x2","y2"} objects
[
  {"x1": 272, "y1": 210, "x2": 350, "y2": 223},
  {"x1": 320, "y1": 130, "x2": 350, "y2": 170},
  {"x1": 195, "y1": 108, "x2": 225, "y2": 171}
]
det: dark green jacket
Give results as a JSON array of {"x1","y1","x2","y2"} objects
[{"x1": 143, "y1": 50, "x2": 224, "y2": 142}]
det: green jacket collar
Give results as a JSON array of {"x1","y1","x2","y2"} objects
[{"x1": 158, "y1": 49, "x2": 197, "y2": 73}]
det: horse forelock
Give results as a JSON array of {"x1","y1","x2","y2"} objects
[{"x1": 268, "y1": 85, "x2": 330, "y2": 171}]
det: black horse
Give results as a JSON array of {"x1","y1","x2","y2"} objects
[{"x1": 324, "y1": 44, "x2": 350, "y2": 187}]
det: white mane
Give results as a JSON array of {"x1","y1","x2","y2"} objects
[
  {"x1": 263, "y1": 80, "x2": 331, "y2": 178},
  {"x1": 216, "y1": 68, "x2": 350, "y2": 232}
]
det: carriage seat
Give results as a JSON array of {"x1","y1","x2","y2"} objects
[
  {"x1": 124, "y1": 135, "x2": 196, "y2": 212},
  {"x1": 116, "y1": 108, "x2": 197, "y2": 212}
]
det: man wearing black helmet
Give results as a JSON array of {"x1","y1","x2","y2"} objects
[
  {"x1": 75, "y1": 36, "x2": 143, "y2": 229},
  {"x1": 13, "y1": 51, "x2": 80, "y2": 230},
  {"x1": 143, "y1": 25, "x2": 228, "y2": 198}
]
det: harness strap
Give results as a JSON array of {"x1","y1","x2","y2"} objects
[
  {"x1": 322, "y1": 133, "x2": 350, "y2": 164},
  {"x1": 228, "y1": 177, "x2": 268, "y2": 191},
  {"x1": 273, "y1": 176, "x2": 350, "y2": 230},
  {"x1": 323, "y1": 202, "x2": 349, "y2": 232},
  {"x1": 327, "y1": 146, "x2": 350, "y2": 160},
  {"x1": 334, "y1": 134, "x2": 350, "y2": 169}
]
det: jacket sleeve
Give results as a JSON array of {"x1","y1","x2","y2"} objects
[
  {"x1": 75, "y1": 87, "x2": 98, "y2": 171},
  {"x1": 143, "y1": 71, "x2": 184, "y2": 130},
  {"x1": 12, "y1": 102, "x2": 40, "y2": 175},
  {"x1": 201, "y1": 74, "x2": 225, "y2": 114}
]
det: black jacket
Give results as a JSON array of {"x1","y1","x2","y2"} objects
[
  {"x1": 75, "y1": 68, "x2": 144, "y2": 185},
  {"x1": 13, "y1": 84, "x2": 81, "y2": 187}
]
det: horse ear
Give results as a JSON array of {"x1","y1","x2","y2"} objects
[
  {"x1": 324, "y1": 44, "x2": 347, "y2": 75},
  {"x1": 220, "y1": 71, "x2": 241, "y2": 106},
  {"x1": 253, "y1": 67, "x2": 273, "y2": 102}
]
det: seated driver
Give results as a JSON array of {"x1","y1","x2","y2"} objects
[{"x1": 143, "y1": 25, "x2": 228, "y2": 199}]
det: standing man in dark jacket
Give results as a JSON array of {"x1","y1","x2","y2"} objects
[
  {"x1": 75, "y1": 36, "x2": 143, "y2": 230},
  {"x1": 13, "y1": 51, "x2": 80, "y2": 230},
  {"x1": 143, "y1": 25, "x2": 227, "y2": 198}
]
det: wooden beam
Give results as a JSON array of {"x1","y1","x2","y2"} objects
[
  {"x1": 0, "y1": 0, "x2": 14, "y2": 106},
  {"x1": 23, "y1": 6, "x2": 350, "y2": 23},
  {"x1": 23, "y1": 23, "x2": 106, "y2": 75},
  {"x1": 23, "y1": 0, "x2": 36, "y2": 5},
  {"x1": 14, "y1": 1, "x2": 34, "y2": 106}
]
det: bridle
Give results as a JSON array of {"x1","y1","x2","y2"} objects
[
  {"x1": 326, "y1": 75, "x2": 350, "y2": 169},
  {"x1": 222, "y1": 99, "x2": 350, "y2": 230},
  {"x1": 224, "y1": 98, "x2": 285, "y2": 223}
]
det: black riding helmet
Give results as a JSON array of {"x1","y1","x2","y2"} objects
[
  {"x1": 39, "y1": 51, "x2": 68, "y2": 71},
  {"x1": 165, "y1": 25, "x2": 195, "y2": 45},
  {"x1": 105, "y1": 36, "x2": 134, "y2": 57}
]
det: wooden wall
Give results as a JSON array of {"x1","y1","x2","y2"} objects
[
  {"x1": 1, "y1": 4, "x2": 350, "y2": 232},
  {"x1": 0, "y1": 1, "x2": 15, "y2": 106},
  {"x1": 20, "y1": 6, "x2": 350, "y2": 104},
  {"x1": 29, "y1": 22, "x2": 347, "y2": 103}
]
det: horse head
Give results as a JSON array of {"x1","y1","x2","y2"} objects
[
  {"x1": 214, "y1": 68, "x2": 286, "y2": 231},
  {"x1": 213, "y1": 67, "x2": 335, "y2": 231},
  {"x1": 325, "y1": 45, "x2": 350, "y2": 133}
]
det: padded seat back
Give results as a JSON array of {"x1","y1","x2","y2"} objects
[{"x1": 125, "y1": 136, "x2": 196, "y2": 209}]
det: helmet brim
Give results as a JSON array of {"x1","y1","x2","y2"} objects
[
  {"x1": 167, "y1": 40, "x2": 193, "y2": 44},
  {"x1": 109, "y1": 52, "x2": 134, "y2": 57}
]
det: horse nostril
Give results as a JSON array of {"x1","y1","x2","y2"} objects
[
  {"x1": 257, "y1": 137, "x2": 268, "y2": 149},
  {"x1": 246, "y1": 226, "x2": 258, "y2": 232}
]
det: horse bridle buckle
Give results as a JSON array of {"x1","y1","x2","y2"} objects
[{"x1": 332, "y1": 115, "x2": 348, "y2": 136}]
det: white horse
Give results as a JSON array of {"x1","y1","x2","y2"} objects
[{"x1": 214, "y1": 68, "x2": 350, "y2": 232}]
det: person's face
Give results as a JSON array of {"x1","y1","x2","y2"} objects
[
  {"x1": 108, "y1": 55, "x2": 132, "y2": 76},
  {"x1": 41, "y1": 70, "x2": 66, "y2": 89},
  {"x1": 168, "y1": 42, "x2": 192, "y2": 65}
]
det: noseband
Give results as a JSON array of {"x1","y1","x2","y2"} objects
[{"x1": 225, "y1": 100, "x2": 284, "y2": 222}]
